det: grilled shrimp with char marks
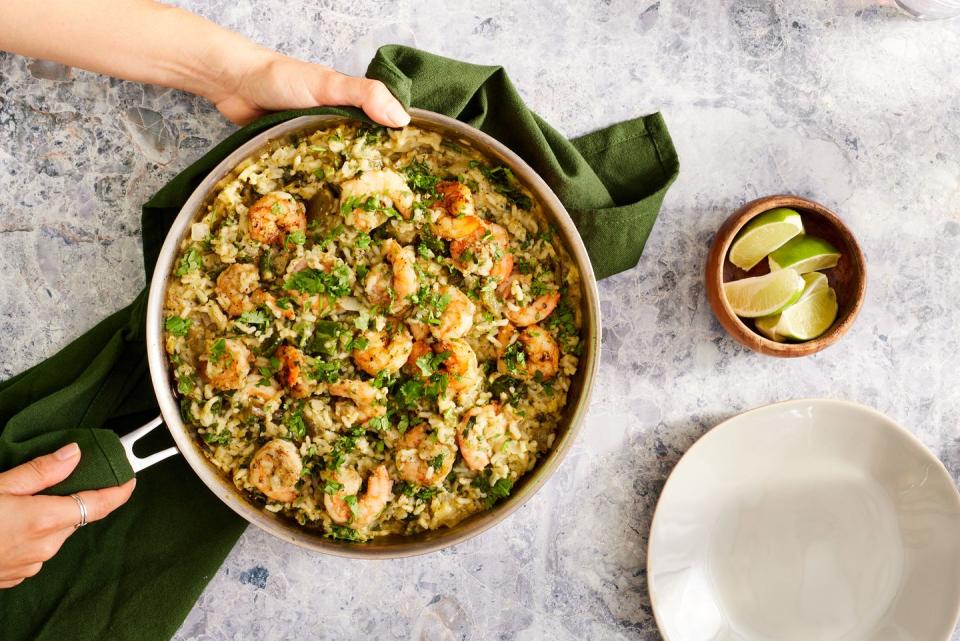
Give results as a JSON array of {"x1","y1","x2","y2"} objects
[
  {"x1": 433, "y1": 181, "x2": 485, "y2": 240},
  {"x1": 247, "y1": 191, "x2": 307, "y2": 245},
  {"x1": 351, "y1": 325, "x2": 414, "y2": 376},
  {"x1": 248, "y1": 439, "x2": 302, "y2": 503}
]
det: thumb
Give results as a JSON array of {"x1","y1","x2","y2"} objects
[
  {"x1": 311, "y1": 71, "x2": 410, "y2": 128},
  {"x1": 0, "y1": 443, "x2": 81, "y2": 496}
]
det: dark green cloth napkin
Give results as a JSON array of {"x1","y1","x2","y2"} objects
[{"x1": 0, "y1": 45, "x2": 677, "y2": 641}]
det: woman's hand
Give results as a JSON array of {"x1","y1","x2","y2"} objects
[
  {"x1": 0, "y1": 443, "x2": 136, "y2": 589},
  {"x1": 208, "y1": 52, "x2": 410, "y2": 127}
]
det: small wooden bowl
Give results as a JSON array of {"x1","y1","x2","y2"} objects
[{"x1": 705, "y1": 195, "x2": 867, "y2": 357}]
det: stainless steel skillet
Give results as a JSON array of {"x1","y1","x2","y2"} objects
[{"x1": 128, "y1": 109, "x2": 601, "y2": 558}]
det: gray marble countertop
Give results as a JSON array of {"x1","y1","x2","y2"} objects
[{"x1": 2, "y1": 1, "x2": 959, "y2": 639}]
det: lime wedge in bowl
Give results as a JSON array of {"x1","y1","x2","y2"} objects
[
  {"x1": 768, "y1": 235, "x2": 841, "y2": 274},
  {"x1": 722, "y1": 268, "x2": 806, "y2": 318},
  {"x1": 753, "y1": 272, "x2": 829, "y2": 341},
  {"x1": 775, "y1": 286, "x2": 839, "y2": 341},
  {"x1": 729, "y1": 208, "x2": 804, "y2": 271}
]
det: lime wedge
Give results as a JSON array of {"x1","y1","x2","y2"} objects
[
  {"x1": 775, "y1": 286, "x2": 839, "y2": 341},
  {"x1": 729, "y1": 208, "x2": 804, "y2": 271},
  {"x1": 722, "y1": 268, "x2": 806, "y2": 318},
  {"x1": 754, "y1": 315, "x2": 783, "y2": 341},
  {"x1": 753, "y1": 272, "x2": 829, "y2": 341},
  {"x1": 768, "y1": 235, "x2": 841, "y2": 274}
]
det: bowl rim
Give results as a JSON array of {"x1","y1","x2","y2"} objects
[
  {"x1": 144, "y1": 108, "x2": 602, "y2": 558},
  {"x1": 705, "y1": 194, "x2": 867, "y2": 357},
  {"x1": 646, "y1": 397, "x2": 960, "y2": 641}
]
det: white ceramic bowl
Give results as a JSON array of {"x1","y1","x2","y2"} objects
[{"x1": 648, "y1": 399, "x2": 960, "y2": 641}]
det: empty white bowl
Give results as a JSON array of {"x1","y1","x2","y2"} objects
[{"x1": 648, "y1": 399, "x2": 960, "y2": 641}]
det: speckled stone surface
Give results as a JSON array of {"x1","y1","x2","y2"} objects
[{"x1": 2, "y1": 1, "x2": 959, "y2": 639}]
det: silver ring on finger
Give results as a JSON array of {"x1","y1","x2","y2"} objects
[{"x1": 70, "y1": 494, "x2": 88, "y2": 529}]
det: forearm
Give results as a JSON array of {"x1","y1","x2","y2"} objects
[{"x1": 0, "y1": 0, "x2": 271, "y2": 102}]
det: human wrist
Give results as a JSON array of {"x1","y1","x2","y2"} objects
[{"x1": 151, "y1": 4, "x2": 279, "y2": 104}]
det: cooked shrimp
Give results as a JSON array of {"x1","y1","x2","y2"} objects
[
  {"x1": 517, "y1": 325, "x2": 560, "y2": 380},
  {"x1": 396, "y1": 424, "x2": 455, "y2": 487},
  {"x1": 433, "y1": 181, "x2": 485, "y2": 240},
  {"x1": 495, "y1": 323, "x2": 518, "y2": 353},
  {"x1": 407, "y1": 318, "x2": 431, "y2": 340},
  {"x1": 430, "y1": 285, "x2": 476, "y2": 340},
  {"x1": 216, "y1": 263, "x2": 260, "y2": 317},
  {"x1": 435, "y1": 214, "x2": 485, "y2": 241},
  {"x1": 248, "y1": 439, "x2": 302, "y2": 503},
  {"x1": 500, "y1": 275, "x2": 561, "y2": 327},
  {"x1": 451, "y1": 222, "x2": 513, "y2": 281},
  {"x1": 435, "y1": 339, "x2": 481, "y2": 392},
  {"x1": 404, "y1": 338, "x2": 480, "y2": 393},
  {"x1": 248, "y1": 191, "x2": 307, "y2": 245},
  {"x1": 435, "y1": 180, "x2": 475, "y2": 218},
  {"x1": 252, "y1": 289, "x2": 295, "y2": 320},
  {"x1": 323, "y1": 465, "x2": 393, "y2": 528},
  {"x1": 328, "y1": 379, "x2": 386, "y2": 425},
  {"x1": 404, "y1": 339, "x2": 433, "y2": 375},
  {"x1": 242, "y1": 378, "x2": 281, "y2": 412},
  {"x1": 456, "y1": 404, "x2": 512, "y2": 472},
  {"x1": 340, "y1": 169, "x2": 414, "y2": 231},
  {"x1": 275, "y1": 345, "x2": 313, "y2": 398},
  {"x1": 364, "y1": 239, "x2": 418, "y2": 312},
  {"x1": 202, "y1": 338, "x2": 251, "y2": 390},
  {"x1": 351, "y1": 326, "x2": 413, "y2": 376}
]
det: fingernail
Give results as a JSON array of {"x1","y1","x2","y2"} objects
[
  {"x1": 386, "y1": 103, "x2": 410, "y2": 127},
  {"x1": 54, "y1": 442, "x2": 80, "y2": 461}
]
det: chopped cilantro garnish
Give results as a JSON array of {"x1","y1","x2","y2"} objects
[
  {"x1": 346, "y1": 335, "x2": 369, "y2": 352},
  {"x1": 476, "y1": 164, "x2": 533, "y2": 210},
  {"x1": 354, "y1": 232, "x2": 372, "y2": 249},
  {"x1": 322, "y1": 480, "x2": 344, "y2": 495},
  {"x1": 284, "y1": 265, "x2": 351, "y2": 299},
  {"x1": 203, "y1": 429, "x2": 231, "y2": 446},
  {"x1": 177, "y1": 375, "x2": 195, "y2": 394},
  {"x1": 397, "y1": 481, "x2": 441, "y2": 502},
  {"x1": 489, "y1": 375, "x2": 525, "y2": 405},
  {"x1": 404, "y1": 160, "x2": 441, "y2": 194},
  {"x1": 372, "y1": 369, "x2": 395, "y2": 389},
  {"x1": 283, "y1": 404, "x2": 307, "y2": 440},
  {"x1": 416, "y1": 350, "x2": 449, "y2": 378},
  {"x1": 367, "y1": 414, "x2": 390, "y2": 431},
  {"x1": 416, "y1": 228, "x2": 446, "y2": 259},
  {"x1": 412, "y1": 286, "x2": 452, "y2": 325},
  {"x1": 503, "y1": 341, "x2": 526, "y2": 374},
  {"x1": 310, "y1": 359, "x2": 340, "y2": 383},
  {"x1": 286, "y1": 230, "x2": 307, "y2": 246},
  {"x1": 327, "y1": 525, "x2": 361, "y2": 542},
  {"x1": 209, "y1": 338, "x2": 227, "y2": 363},
  {"x1": 474, "y1": 473, "x2": 514, "y2": 507},
  {"x1": 236, "y1": 310, "x2": 269, "y2": 331},
  {"x1": 174, "y1": 248, "x2": 202, "y2": 277},
  {"x1": 428, "y1": 453, "x2": 445, "y2": 471},
  {"x1": 165, "y1": 315, "x2": 192, "y2": 337}
]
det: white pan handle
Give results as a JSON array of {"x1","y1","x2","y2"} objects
[{"x1": 119, "y1": 415, "x2": 179, "y2": 472}]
